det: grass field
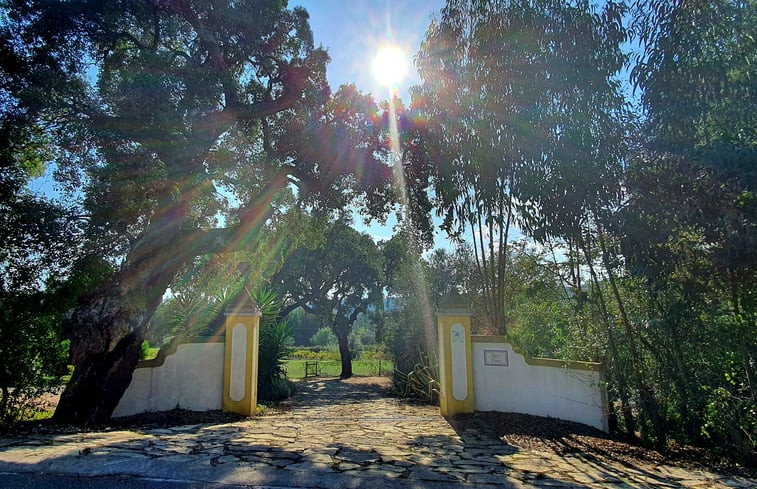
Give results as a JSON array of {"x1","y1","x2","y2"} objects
[
  {"x1": 139, "y1": 348, "x2": 393, "y2": 378},
  {"x1": 283, "y1": 359, "x2": 394, "y2": 379}
]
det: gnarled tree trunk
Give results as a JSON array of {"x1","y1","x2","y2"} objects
[
  {"x1": 53, "y1": 191, "x2": 278, "y2": 424},
  {"x1": 53, "y1": 211, "x2": 190, "y2": 425}
]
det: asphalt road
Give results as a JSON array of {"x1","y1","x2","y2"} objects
[{"x1": 0, "y1": 473, "x2": 307, "y2": 489}]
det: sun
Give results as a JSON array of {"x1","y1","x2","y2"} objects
[{"x1": 372, "y1": 44, "x2": 409, "y2": 89}]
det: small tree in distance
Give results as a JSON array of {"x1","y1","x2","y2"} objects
[{"x1": 273, "y1": 220, "x2": 384, "y2": 378}]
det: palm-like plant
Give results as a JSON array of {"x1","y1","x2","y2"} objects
[{"x1": 251, "y1": 288, "x2": 294, "y2": 401}]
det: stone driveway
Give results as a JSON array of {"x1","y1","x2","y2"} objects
[{"x1": 0, "y1": 377, "x2": 754, "y2": 488}]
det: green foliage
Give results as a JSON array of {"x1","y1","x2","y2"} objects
[
  {"x1": 504, "y1": 242, "x2": 571, "y2": 358},
  {"x1": 359, "y1": 346, "x2": 389, "y2": 361},
  {"x1": 148, "y1": 217, "x2": 308, "y2": 346},
  {"x1": 382, "y1": 231, "x2": 437, "y2": 377},
  {"x1": 1, "y1": 0, "x2": 403, "y2": 423},
  {"x1": 252, "y1": 288, "x2": 295, "y2": 402},
  {"x1": 309, "y1": 327, "x2": 337, "y2": 348},
  {"x1": 348, "y1": 325, "x2": 374, "y2": 353},
  {"x1": 0, "y1": 257, "x2": 112, "y2": 431},
  {"x1": 305, "y1": 322, "x2": 379, "y2": 360},
  {"x1": 0, "y1": 292, "x2": 68, "y2": 431},
  {"x1": 274, "y1": 219, "x2": 385, "y2": 378},
  {"x1": 139, "y1": 340, "x2": 151, "y2": 360},
  {"x1": 702, "y1": 383, "x2": 757, "y2": 466},
  {"x1": 614, "y1": 0, "x2": 757, "y2": 454},
  {"x1": 289, "y1": 348, "x2": 340, "y2": 361},
  {"x1": 286, "y1": 308, "x2": 324, "y2": 345},
  {"x1": 283, "y1": 359, "x2": 393, "y2": 379},
  {"x1": 412, "y1": 0, "x2": 628, "y2": 331},
  {"x1": 0, "y1": 196, "x2": 82, "y2": 293}
]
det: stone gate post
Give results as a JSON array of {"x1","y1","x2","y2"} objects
[
  {"x1": 437, "y1": 295, "x2": 475, "y2": 416},
  {"x1": 223, "y1": 291, "x2": 261, "y2": 416}
]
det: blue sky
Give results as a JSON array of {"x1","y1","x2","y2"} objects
[
  {"x1": 293, "y1": 0, "x2": 444, "y2": 104},
  {"x1": 292, "y1": 0, "x2": 448, "y2": 245}
]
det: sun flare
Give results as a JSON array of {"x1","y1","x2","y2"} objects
[{"x1": 372, "y1": 44, "x2": 409, "y2": 89}]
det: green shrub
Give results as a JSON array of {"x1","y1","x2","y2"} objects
[
  {"x1": 0, "y1": 257, "x2": 111, "y2": 430},
  {"x1": 289, "y1": 349, "x2": 321, "y2": 360},
  {"x1": 309, "y1": 327, "x2": 337, "y2": 348},
  {"x1": 288, "y1": 348, "x2": 340, "y2": 361},
  {"x1": 140, "y1": 340, "x2": 150, "y2": 360},
  {"x1": 358, "y1": 345, "x2": 388, "y2": 361},
  {"x1": 253, "y1": 289, "x2": 295, "y2": 402},
  {"x1": 393, "y1": 352, "x2": 439, "y2": 403},
  {"x1": 702, "y1": 381, "x2": 757, "y2": 466},
  {"x1": 0, "y1": 293, "x2": 69, "y2": 431},
  {"x1": 283, "y1": 358, "x2": 394, "y2": 379}
]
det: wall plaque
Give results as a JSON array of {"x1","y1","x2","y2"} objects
[{"x1": 484, "y1": 349, "x2": 509, "y2": 366}]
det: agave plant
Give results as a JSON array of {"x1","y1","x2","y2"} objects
[
  {"x1": 251, "y1": 288, "x2": 295, "y2": 401},
  {"x1": 393, "y1": 352, "x2": 440, "y2": 403}
]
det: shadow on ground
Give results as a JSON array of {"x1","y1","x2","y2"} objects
[{"x1": 1, "y1": 376, "x2": 748, "y2": 488}]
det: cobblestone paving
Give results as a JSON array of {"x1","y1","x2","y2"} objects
[{"x1": 0, "y1": 377, "x2": 755, "y2": 488}]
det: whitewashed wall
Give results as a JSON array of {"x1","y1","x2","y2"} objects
[
  {"x1": 113, "y1": 341, "x2": 224, "y2": 417},
  {"x1": 471, "y1": 337, "x2": 607, "y2": 431}
]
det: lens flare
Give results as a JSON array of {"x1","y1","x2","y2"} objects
[{"x1": 372, "y1": 45, "x2": 409, "y2": 88}]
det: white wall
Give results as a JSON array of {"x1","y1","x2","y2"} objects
[
  {"x1": 113, "y1": 342, "x2": 224, "y2": 417},
  {"x1": 471, "y1": 339, "x2": 607, "y2": 431}
]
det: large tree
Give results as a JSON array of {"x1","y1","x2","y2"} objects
[
  {"x1": 410, "y1": 0, "x2": 627, "y2": 333},
  {"x1": 625, "y1": 0, "x2": 756, "y2": 314},
  {"x1": 620, "y1": 0, "x2": 757, "y2": 452},
  {"x1": 273, "y1": 220, "x2": 384, "y2": 378},
  {"x1": 0, "y1": 0, "x2": 393, "y2": 424}
]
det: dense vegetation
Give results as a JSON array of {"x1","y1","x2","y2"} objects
[
  {"x1": 0, "y1": 0, "x2": 753, "y2": 464},
  {"x1": 396, "y1": 0, "x2": 755, "y2": 463}
]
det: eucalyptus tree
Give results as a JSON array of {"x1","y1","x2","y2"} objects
[
  {"x1": 411, "y1": 0, "x2": 628, "y2": 333},
  {"x1": 626, "y1": 0, "x2": 756, "y2": 317},
  {"x1": 0, "y1": 1, "x2": 395, "y2": 424},
  {"x1": 622, "y1": 0, "x2": 757, "y2": 455},
  {"x1": 272, "y1": 220, "x2": 384, "y2": 378}
]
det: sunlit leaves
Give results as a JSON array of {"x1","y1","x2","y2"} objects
[
  {"x1": 412, "y1": 0, "x2": 628, "y2": 331},
  {"x1": 625, "y1": 0, "x2": 757, "y2": 303}
]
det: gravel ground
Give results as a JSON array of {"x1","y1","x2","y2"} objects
[{"x1": 469, "y1": 411, "x2": 756, "y2": 479}]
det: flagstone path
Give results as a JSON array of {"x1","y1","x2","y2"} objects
[{"x1": 0, "y1": 377, "x2": 754, "y2": 488}]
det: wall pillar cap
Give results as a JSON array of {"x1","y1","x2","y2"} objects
[
  {"x1": 224, "y1": 287, "x2": 261, "y2": 317},
  {"x1": 437, "y1": 289, "x2": 472, "y2": 316},
  {"x1": 437, "y1": 307, "x2": 473, "y2": 316}
]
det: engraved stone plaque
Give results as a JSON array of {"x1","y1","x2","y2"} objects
[{"x1": 484, "y1": 349, "x2": 508, "y2": 366}]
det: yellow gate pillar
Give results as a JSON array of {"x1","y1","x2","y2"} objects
[
  {"x1": 437, "y1": 297, "x2": 474, "y2": 416},
  {"x1": 223, "y1": 291, "x2": 260, "y2": 416}
]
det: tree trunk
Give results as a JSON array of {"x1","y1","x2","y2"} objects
[
  {"x1": 579, "y1": 236, "x2": 637, "y2": 436},
  {"x1": 336, "y1": 331, "x2": 352, "y2": 379},
  {"x1": 54, "y1": 330, "x2": 144, "y2": 425},
  {"x1": 53, "y1": 215, "x2": 189, "y2": 425},
  {"x1": 53, "y1": 277, "x2": 161, "y2": 425},
  {"x1": 596, "y1": 225, "x2": 667, "y2": 447}
]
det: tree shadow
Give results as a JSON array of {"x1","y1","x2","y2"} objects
[
  {"x1": 0, "y1": 377, "x2": 724, "y2": 488},
  {"x1": 0, "y1": 416, "x2": 513, "y2": 488},
  {"x1": 288, "y1": 376, "x2": 394, "y2": 409},
  {"x1": 448, "y1": 412, "x2": 698, "y2": 488}
]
